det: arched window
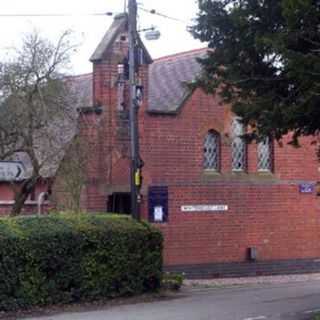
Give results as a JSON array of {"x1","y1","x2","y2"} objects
[
  {"x1": 257, "y1": 137, "x2": 273, "y2": 172},
  {"x1": 231, "y1": 118, "x2": 246, "y2": 171},
  {"x1": 203, "y1": 130, "x2": 220, "y2": 171}
]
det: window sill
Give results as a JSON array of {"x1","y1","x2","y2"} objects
[
  {"x1": 257, "y1": 170, "x2": 273, "y2": 175},
  {"x1": 203, "y1": 169, "x2": 221, "y2": 176},
  {"x1": 231, "y1": 169, "x2": 246, "y2": 174}
]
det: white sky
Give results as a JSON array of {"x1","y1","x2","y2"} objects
[{"x1": 0, "y1": 0, "x2": 204, "y2": 74}]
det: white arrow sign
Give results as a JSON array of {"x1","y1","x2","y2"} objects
[{"x1": 0, "y1": 161, "x2": 25, "y2": 181}]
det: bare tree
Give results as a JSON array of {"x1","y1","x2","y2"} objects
[
  {"x1": 0, "y1": 31, "x2": 78, "y2": 215},
  {"x1": 51, "y1": 135, "x2": 89, "y2": 212}
]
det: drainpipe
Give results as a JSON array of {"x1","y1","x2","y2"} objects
[{"x1": 37, "y1": 192, "x2": 48, "y2": 216}]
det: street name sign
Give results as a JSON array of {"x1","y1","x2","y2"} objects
[
  {"x1": 181, "y1": 205, "x2": 228, "y2": 213},
  {"x1": 0, "y1": 161, "x2": 25, "y2": 181},
  {"x1": 299, "y1": 183, "x2": 314, "y2": 194}
]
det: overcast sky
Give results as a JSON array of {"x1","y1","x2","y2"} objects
[{"x1": 0, "y1": 0, "x2": 204, "y2": 74}]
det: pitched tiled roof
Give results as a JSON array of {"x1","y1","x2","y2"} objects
[
  {"x1": 90, "y1": 13, "x2": 152, "y2": 64},
  {"x1": 148, "y1": 48, "x2": 208, "y2": 114},
  {"x1": 69, "y1": 73, "x2": 93, "y2": 108},
  {"x1": 90, "y1": 13, "x2": 205, "y2": 114},
  {"x1": 12, "y1": 48, "x2": 207, "y2": 179},
  {"x1": 90, "y1": 13, "x2": 128, "y2": 62},
  {"x1": 65, "y1": 48, "x2": 208, "y2": 116}
]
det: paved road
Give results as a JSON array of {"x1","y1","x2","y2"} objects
[{"x1": 24, "y1": 280, "x2": 320, "y2": 320}]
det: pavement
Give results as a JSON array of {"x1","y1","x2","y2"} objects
[
  {"x1": 184, "y1": 273, "x2": 320, "y2": 287},
  {"x1": 23, "y1": 276, "x2": 320, "y2": 320}
]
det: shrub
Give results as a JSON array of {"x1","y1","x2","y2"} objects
[
  {"x1": 161, "y1": 272, "x2": 184, "y2": 291},
  {"x1": 0, "y1": 213, "x2": 163, "y2": 311}
]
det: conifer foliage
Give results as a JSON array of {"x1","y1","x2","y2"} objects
[{"x1": 192, "y1": 0, "x2": 320, "y2": 144}]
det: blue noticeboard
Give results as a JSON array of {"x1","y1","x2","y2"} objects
[
  {"x1": 299, "y1": 183, "x2": 315, "y2": 194},
  {"x1": 148, "y1": 186, "x2": 168, "y2": 223}
]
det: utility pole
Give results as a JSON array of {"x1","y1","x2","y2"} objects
[
  {"x1": 128, "y1": 0, "x2": 141, "y2": 221},
  {"x1": 124, "y1": 0, "x2": 127, "y2": 13}
]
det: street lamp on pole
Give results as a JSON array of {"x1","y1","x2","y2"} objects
[
  {"x1": 128, "y1": 0, "x2": 140, "y2": 221},
  {"x1": 127, "y1": 0, "x2": 160, "y2": 221}
]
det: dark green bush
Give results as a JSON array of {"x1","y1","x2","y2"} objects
[{"x1": 0, "y1": 213, "x2": 163, "y2": 311}]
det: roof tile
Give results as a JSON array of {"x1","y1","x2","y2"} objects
[{"x1": 148, "y1": 48, "x2": 207, "y2": 113}]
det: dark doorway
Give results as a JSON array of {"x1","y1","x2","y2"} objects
[{"x1": 107, "y1": 192, "x2": 131, "y2": 215}]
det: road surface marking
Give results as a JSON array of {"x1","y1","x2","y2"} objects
[
  {"x1": 304, "y1": 308, "x2": 320, "y2": 314},
  {"x1": 243, "y1": 316, "x2": 267, "y2": 320}
]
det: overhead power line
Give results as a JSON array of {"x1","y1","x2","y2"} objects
[
  {"x1": 138, "y1": 6, "x2": 189, "y2": 24},
  {"x1": 0, "y1": 7, "x2": 190, "y2": 25},
  {"x1": 0, "y1": 12, "x2": 114, "y2": 17}
]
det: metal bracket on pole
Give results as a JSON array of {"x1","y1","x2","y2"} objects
[{"x1": 128, "y1": 0, "x2": 141, "y2": 221}]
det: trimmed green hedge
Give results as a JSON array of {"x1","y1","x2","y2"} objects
[{"x1": 0, "y1": 214, "x2": 163, "y2": 311}]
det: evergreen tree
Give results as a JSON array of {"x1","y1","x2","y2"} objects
[{"x1": 192, "y1": 0, "x2": 320, "y2": 144}]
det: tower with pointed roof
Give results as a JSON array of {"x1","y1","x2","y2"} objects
[{"x1": 79, "y1": 13, "x2": 152, "y2": 212}]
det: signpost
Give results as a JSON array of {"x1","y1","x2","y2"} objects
[
  {"x1": 0, "y1": 161, "x2": 25, "y2": 181},
  {"x1": 299, "y1": 183, "x2": 315, "y2": 194}
]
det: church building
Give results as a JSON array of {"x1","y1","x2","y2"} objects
[
  {"x1": 76, "y1": 13, "x2": 320, "y2": 277},
  {"x1": 1, "y1": 13, "x2": 320, "y2": 277}
]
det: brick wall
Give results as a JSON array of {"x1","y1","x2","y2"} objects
[
  {"x1": 0, "y1": 181, "x2": 51, "y2": 215},
  {"x1": 137, "y1": 87, "x2": 320, "y2": 266},
  {"x1": 81, "y1": 31, "x2": 320, "y2": 269}
]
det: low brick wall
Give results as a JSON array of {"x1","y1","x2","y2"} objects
[
  {"x1": 0, "y1": 203, "x2": 50, "y2": 215},
  {"x1": 166, "y1": 258, "x2": 320, "y2": 279}
]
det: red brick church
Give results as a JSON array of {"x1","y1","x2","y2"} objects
[
  {"x1": 3, "y1": 13, "x2": 320, "y2": 276},
  {"x1": 74, "y1": 13, "x2": 320, "y2": 276}
]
